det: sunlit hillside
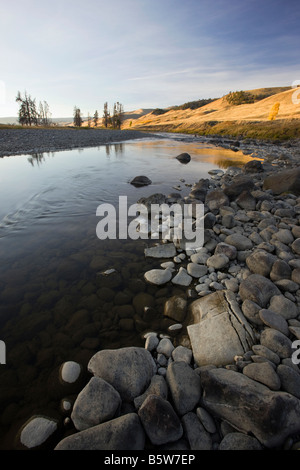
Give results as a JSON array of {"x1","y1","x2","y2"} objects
[{"x1": 122, "y1": 87, "x2": 300, "y2": 137}]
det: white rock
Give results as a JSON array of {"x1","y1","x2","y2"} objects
[
  {"x1": 144, "y1": 269, "x2": 172, "y2": 285},
  {"x1": 20, "y1": 416, "x2": 58, "y2": 448},
  {"x1": 157, "y1": 338, "x2": 175, "y2": 358},
  {"x1": 172, "y1": 267, "x2": 193, "y2": 286},
  {"x1": 60, "y1": 361, "x2": 81, "y2": 384}
]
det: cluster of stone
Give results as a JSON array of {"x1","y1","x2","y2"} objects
[{"x1": 16, "y1": 155, "x2": 300, "y2": 451}]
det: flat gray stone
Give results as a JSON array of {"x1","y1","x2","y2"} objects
[
  {"x1": 138, "y1": 395, "x2": 183, "y2": 445},
  {"x1": 219, "y1": 432, "x2": 263, "y2": 450},
  {"x1": 224, "y1": 233, "x2": 253, "y2": 251},
  {"x1": 144, "y1": 244, "x2": 176, "y2": 258},
  {"x1": 55, "y1": 413, "x2": 145, "y2": 450},
  {"x1": 260, "y1": 328, "x2": 292, "y2": 359},
  {"x1": 269, "y1": 295, "x2": 299, "y2": 320},
  {"x1": 166, "y1": 361, "x2": 201, "y2": 416},
  {"x1": 277, "y1": 364, "x2": 300, "y2": 399},
  {"x1": 71, "y1": 377, "x2": 121, "y2": 430},
  {"x1": 259, "y1": 309, "x2": 290, "y2": 336},
  {"x1": 206, "y1": 253, "x2": 229, "y2": 270},
  {"x1": 242, "y1": 362, "x2": 281, "y2": 390},
  {"x1": 188, "y1": 290, "x2": 254, "y2": 366}
]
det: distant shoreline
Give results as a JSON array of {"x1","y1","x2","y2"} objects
[{"x1": 0, "y1": 128, "x2": 159, "y2": 159}]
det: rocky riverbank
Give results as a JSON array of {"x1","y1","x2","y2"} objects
[
  {"x1": 0, "y1": 128, "x2": 158, "y2": 158},
  {"x1": 12, "y1": 138, "x2": 300, "y2": 451}
]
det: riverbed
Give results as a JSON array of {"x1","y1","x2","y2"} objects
[{"x1": 0, "y1": 132, "x2": 283, "y2": 449}]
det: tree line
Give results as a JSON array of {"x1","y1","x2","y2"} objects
[
  {"x1": 15, "y1": 90, "x2": 124, "y2": 129},
  {"x1": 16, "y1": 91, "x2": 51, "y2": 126},
  {"x1": 73, "y1": 101, "x2": 124, "y2": 129}
]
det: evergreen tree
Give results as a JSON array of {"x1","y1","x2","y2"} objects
[
  {"x1": 93, "y1": 110, "x2": 99, "y2": 127},
  {"x1": 16, "y1": 90, "x2": 38, "y2": 126},
  {"x1": 73, "y1": 106, "x2": 82, "y2": 127},
  {"x1": 103, "y1": 102, "x2": 109, "y2": 128}
]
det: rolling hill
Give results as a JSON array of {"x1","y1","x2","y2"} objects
[{"x1": 122, "y1": 87, "x2": 300, "y2": 139}]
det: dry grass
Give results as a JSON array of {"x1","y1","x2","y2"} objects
[{"x1": 123, "y1": 87, "x2": 300, "y2": 141}]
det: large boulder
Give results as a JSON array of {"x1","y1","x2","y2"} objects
[
  {"x1": 223, "y1": 175, "x2": 255, "y2": 200},
  {"x1": 187, "y1": 290, "x2": 254, "y2": 366},
  {"x1": 71, "y1": 377, "x2": 121, "y2": 430},
  {"x1": 201, "y1": 368, "x2": 300, "y2": 448},
  {"x1": 263, "y1": 168, "x2": 300, "y2": 196},
  {"x1": 87, "y1": 347, "x2": 156, "y2": 401}
]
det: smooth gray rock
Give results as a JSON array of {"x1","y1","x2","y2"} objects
[
  {"x1": 205, "y1": 189, "x2": 229, "y2": 212},
  {"x1": 134, "y1": 375, "x2": 168, "y2": 410},
  {"x1": 277, "y1": 365, "x2": 300, "y2": 399},
  {"x1": 252, "y1": 344, "x2": 280, "y2": 365},
  {"x1": 242, "y1": 362, "x2": 281, "y2": 390},
  {"x1": 236, "y1": 190, "x2": 256, "y2": 210},
  {"x1": 239, "y1": 274, "x2": 280, "y2": 308},
  {"x1": 181, "y1": 412, "x2": 212, "y2": 450},
  {"x1": 201, "y1": 367, "x2": 300, "y2": 448},
  {"x1": 291, "y1": 238, "x2": 300, "y2": 255},
  {"x1": 269, "y1": 295, "x2": 299, "y2": 320},
  {"x1": 156, "y1": 338, "x2": 174, "y2": 358},
  {"x1": 172, "y1": 345, "x2": 193, "y2": 364},
  {"x1": 138, "y1": 395, "x2": 183, "y2": 445},
  {"x1": 196, "y1": 407, "x2": 217, "y2": 434},
  {"x1": 219, "y1": 432, "x2": 263, "y2": 450},
  {"x1": 270, "y1": 259, "x2": 292, "y2": 282},
  {"x1": 71, "y1": 377, "x2": 121, "y2": 431},
  {"x1": 259, "y1": 309, "x2": 290, "y2": 336},
  {"x1": 260, "y1": 328, "x2": 293, "y2": 359},
  {"x1": 55, "y1": 413, "x2": 145, "y2": 450},
  {"x1": 214, "y1": 242, "x2": 237, "y2": 260},
  {"x1": 144, "y1": 269, "x2": 172, "y2": 286},
  {"x1": 18, "y1": 415, "x2": 58, "y2": 449},
  {"x1": 187, "y1": 262, "x2": 208, "y2": 278},
  {"x1": 245, "y1": 250, "x2": 277, "y2": 277},
  {"x1": 163, "y1": 295, "x2": 187, "y2": 322},
  {"x1": 88, "y1": 347, "x2": 156, "y2": 401},
  {"x1": 144, "y1": 244, "x2": 176, "y2": 258},
  {"x1": 166, "y1": 361, "x2": 201, "y2": 416},
  {"x1": 263, "y1": 168, "x2": 300, "y2": 196},
  {"x1": 176, "y1": 152, "x2": 191, "y2": 163},
  {"x1": 224, "y1": 233, "x2": 253, "y2": 251},
  {"x1": 171, "y1": 267, "x2": 192, "y2": 286},
  {"x1": 130, "y1": 175, "x2": 152, "y2": 186},
  {"x1": 206, "y1": 253, "x2": 229, "y2": 270},
  {"x1": 224, "y1": 175, "x2": 255, "y2": 200},
  {"x1": 242, "y1": 299, "x2": 264, "y2": 326}
]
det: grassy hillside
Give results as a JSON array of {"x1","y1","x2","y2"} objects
[{"x1": 122, "y1": 87, "x2": 300, "y2": 140}]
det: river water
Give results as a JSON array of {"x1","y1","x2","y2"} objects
[{"x1": 0, "y1": 133, "x2": 254, "y2": 448}]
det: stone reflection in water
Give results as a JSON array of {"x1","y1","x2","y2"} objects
[{"x1": 0, "y1": 225, "x2": 186, "y2": 448}]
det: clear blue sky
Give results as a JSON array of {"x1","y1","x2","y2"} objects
[{"x1": 1, "y1": 0, "x2": 299, "y2": 117}]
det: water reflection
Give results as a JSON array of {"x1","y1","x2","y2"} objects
[{"x1": 0, "y1": 137, "x2": 254, "y2": 449}]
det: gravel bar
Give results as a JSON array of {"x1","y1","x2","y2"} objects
[{"x1": 0, "y1": 128, "x2": 159, "y2": 158}]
